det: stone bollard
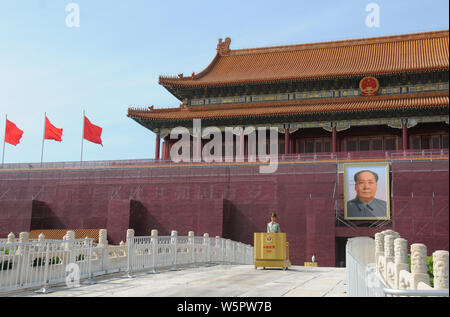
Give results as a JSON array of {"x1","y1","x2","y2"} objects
[
  {"x1": 188, "y1": 231, "x2": 195, "y2": 251},
  {"x1": 65, "y1": 230, "x2": 75, "y2": 240},
  {"x1": 382, "y1": 230, "x2": 400, "y2": 239},
  {"x1": 146, "y1": 230, "x2": 159, "y2": 273},
  {"x1": 64, "y1": 231, "x2": 74, "y2": 250},
  {"x1": 394, "y1": 238, "x2": 409, "y2": 289},
  {"x1": 171, "y1": 231, "x2": 178, "y2": 254},
  {"x1": 122, "y1": 230, "x2": 134, "y2": 278},
  {"x1": 119, "y1": 241, "x2": 125, "y2": 255},
  {"x1": 19, "y1": 232, "x2": 29, "y2": 243},
  {"x1": 188, "y1": 231, "x2": 195, "y2": 265},
  {"x1": 171, "y1": 230, "x2": 178, "y2": 244},
  {"x1": 384, "y1": 235, "x2": 395, "y2": 282},
  {"x1": 97, "y1": 229, "x2": 108, "y2": 272},
  {"x1": 64, "y1": 231, "x2": 76, "y2": 263},
  {"x1": 126, "y1": 229, "x2": 134, "y2": 246},
  {"x1": 125, "y1": 229, "x2": 134, "y2": 259},
  {"x1": 170, "y1": 230, "x2": 180, "y2": 271},
  {"x1": 203, "y1": 233, "x2": 210, "y2": 264},
  {"x1": 151, "y1": 229, "x2": 158, "y2": 254},
  {"x1": 375, "y1": 232, "x2": 385, "y2": 256},
  {"x1": 216, "y1": 236, "x2": 222, "y2": 263},
  {"x1": 226, "y1": 239, "x2": 232, "y2": 264},
  {"x1": 433, "y1": 250, "x2": 449, "y2": 290},
  {"x1": 215, "y1": 236, "x2": 221, "y2": 250},
  {"x1": 375, "y1": 232, "x2": 385, "y2": 275},
  {"x1": 98, "y1": 229, "x2": 108, "y2": 248},
  {"x1": 410, "y1": 243, "x2": 430, "y2": 289},
  {"x1": 17, "y1": 232, "x2": 29, "y2": 254},
  {"x1": 6, "y1": 233, "x2": 15, "y2": 255},
  {"x1": 384, "y1": 235, "x2": 395, "y2": 258},
  {"x1": 6, "y1": 232, "x2": 15, "y2": 244},
  {"x1": 151, "y1": 229, "x2": 158, "y2": 242}
]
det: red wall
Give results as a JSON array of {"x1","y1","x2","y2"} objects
[
  {"x1": 0, "y1": 200, "x2": 33, "y2": 236},
  {"x1": 0, "y1": 159, "x2": 448, "y2": 266},
  {"x1": 391, "y1": 160, "x2": 449, "y2": 253}
]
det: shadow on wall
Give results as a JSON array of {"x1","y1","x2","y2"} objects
[
  {"x1": 31, "y1": 200, "x2": 65, "y2": 231},
  {"x1": 222, "y1": 199, "x2": 258, "y2": 245},
  {"x1": 129, "y1": 200, "x2": 161, "y2": 237}
]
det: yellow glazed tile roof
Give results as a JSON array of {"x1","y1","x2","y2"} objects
[
  {"x1": 128, "y1": 91, "x2": 449, "y2": 121},
  {"x1": 159, "y1": 30, "x2": 449, "y2": 87}
]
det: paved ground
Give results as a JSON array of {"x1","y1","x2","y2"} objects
[{"x1": 7, "y1": 265, "x2": 347, "y2": 297}]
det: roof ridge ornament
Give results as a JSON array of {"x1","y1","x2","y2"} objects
[{"x1": 217, "y1": 37, "x2": 231, "y2": 56}]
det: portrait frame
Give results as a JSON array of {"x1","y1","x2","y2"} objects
[{"x1": 344, "y1": 163, "x2": 390, "y2": 220}]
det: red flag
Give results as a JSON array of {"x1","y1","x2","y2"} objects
[
  {"x1": 5, "y1": 119, "x2": 24, "y2": 146},
  {"x1": 44, "y1": 117, "x2": 63, "y2": 142},
  {"x1": 83, "y1": 116, "x2": 103, "y2": 146}
]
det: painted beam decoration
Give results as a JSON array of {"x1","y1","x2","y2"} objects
[
  {"x1": 344, "y1": 163, "x2": 391, "y2": 221},
  {"x1": 188, "y1": 82, "x2": 448, "y2": 107},
  {"x1": 156, "y1": 115, "x2": 449, "y2": 138}
]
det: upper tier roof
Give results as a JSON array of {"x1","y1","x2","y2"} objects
[{"x1": 159, "y1": 30, "x2": 449, "y2": 88}]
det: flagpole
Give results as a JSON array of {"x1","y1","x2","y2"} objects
[
  {"x1": 40, "y1": 112, "x2": 46, "y2": 167},
  {"x1": 81, "y1": 109, "x2": 85, "y2": 164},
  {"x1": 2, "y1": 114, "x2": 7, "y2": 166}
]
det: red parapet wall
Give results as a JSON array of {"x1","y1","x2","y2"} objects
[
  {"x1": 0, "y1": 156, "x2": 448, "y2": 267},
  {"x1": 391, "y1": 160, "x2": 449, "y2": 252},
  {"x1": 0, "y1": 200, "x2": 33, "y2": 236}
]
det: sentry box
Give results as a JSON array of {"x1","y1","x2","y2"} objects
[{"x1": 254, "y1": 232, "x2": 291, "y2": 270}]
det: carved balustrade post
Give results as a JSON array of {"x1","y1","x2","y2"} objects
[
  {"x1": 433, "y1": 250, "x2": 449, "y2": 290},
  {"x1": 410, "y1": 243, "x2": 430, "y2": 289},
  {"x1": 394, "y1": 238, "x2": 409, "y2": 289}
]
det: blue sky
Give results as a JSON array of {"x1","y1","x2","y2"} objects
[{"x1": 0, "y1": 0, "x2": 448, "y2": 163}]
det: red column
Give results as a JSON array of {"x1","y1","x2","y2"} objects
[
  {"x1": 194, "y1": 136, "x2": 202, "y2": 162},
  {"x1": 244, "y1": 137, "x2": 248, "y2": 157},
  {"x1": 167, "y1": 140, "x2": 172, "y2": 160},
  {"x1": 239, "y1": 132, "x2": 245, "y2": 161},
  {"x1": 332, "y1": 126, "x2": 337, "y2": 153},
  {"x1": 166, "y1": 141, "x2": 169, "y2": 159},
  {"x1": 284, "y1": 128, "x2": 290, "y2": 155},
  {"x1": 162, "y1": 140, "x2": 169, "y2": 160},
  {"x1": 155, "y1": 132, "x2": 160, "y2": 160},
  {"x1": 402, "y1": 123, "x2": 408, "y2": 151},
  {"x1": 166, "y1": 141, "x2": 170, "y2": 160}
]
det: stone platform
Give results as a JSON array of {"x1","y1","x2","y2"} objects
[{"x1": 8, "y1": 265, "x2": 347, "y2": 297}]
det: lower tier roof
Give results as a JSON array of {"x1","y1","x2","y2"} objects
[{"x1": 128, "y1": 91, "x2": 449, "y2": 131}]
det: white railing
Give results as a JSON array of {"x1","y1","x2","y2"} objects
[
  {"x1": 0, "y1": 238, "x2": 93, "y2": 293},
  {"x1": 123, "y1": 230, "x2": 253, "y2": 277},
  {"x1": 346, "y1": 243, "x2": 367, "y2": 297},
  {"x1": 346, "y1": 238, "x2": 386, "y2": 297},
  {"x1": 1, "y1": 149, "x2": 447, "y2": 172},
  {"x1": 0, "y1": 229, "x2": 254, "y2": 293},
  {"x1": 346, "y1": 231, "x2": 449, "y2": 297}
]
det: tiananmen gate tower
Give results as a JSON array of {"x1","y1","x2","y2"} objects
[{"x1": 1, "y1": 30, "x2": 448, "y2": 267}]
